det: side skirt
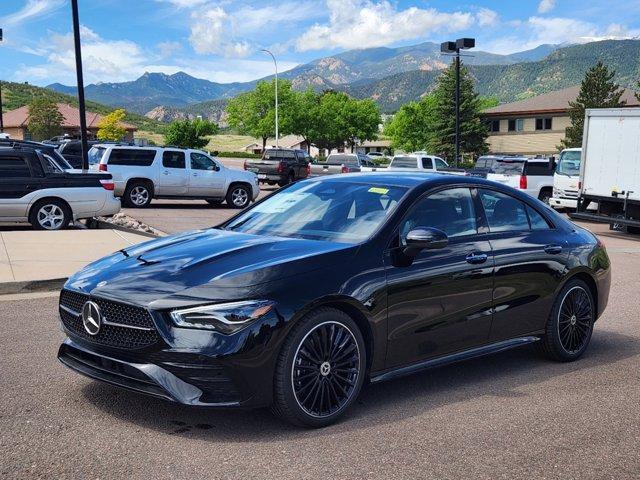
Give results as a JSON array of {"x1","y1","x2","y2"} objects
[{"x1": 370, "y1": 336, "x2": 540, "y2": 384}]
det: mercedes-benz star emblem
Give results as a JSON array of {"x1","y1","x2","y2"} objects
[{"x1": 82, "y1": 301, "x2": 102, "y2": 336}]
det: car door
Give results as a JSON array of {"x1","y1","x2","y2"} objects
[
  {"x1": 384, "y1": 187, "x2": 494, "y2": 368},
  {"x1": 476, "y1": 188, "x2": 568, "y2": 341},
  {"x1": 157, "y1": 150, "x2": 188, "y2": 195},
  {"x1": 0, "y1": 153, "x2": 40, "y2": 219},
  {"x1": 188, "y1": 152, "x2": 225, "y2": 197}
]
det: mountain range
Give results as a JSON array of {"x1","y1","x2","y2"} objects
[{"x1": 45, "y1": 40, "x2": 640, "y2": 121}]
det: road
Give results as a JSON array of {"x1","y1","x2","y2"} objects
[{"x1": 1, "y1": 222, "x2": 639, "y2": 479}]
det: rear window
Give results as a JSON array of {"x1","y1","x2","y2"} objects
[
  {"x1": 524, "y1": 161, "x2": 553, "y2": 176},
  {"x1": 107, "y1": 148, "x2": 156, "y2": 166},
  {"x1": 326, "y1": 154, "x2": 358, "y2": 165},
  {"x1": 492, "y1": 160, "x2": 524, "y2": 175},
  {"x1": 88, "y1": 146, "x2": 106, "y2": 166},
  {"x1": 390, "y1": 156, "x2": 417, "y2": 168},
  {"x1": 264, "y1": 149, "x2": 295, "y2": 160},
  {"x1": 0, "y1": 156, "x2": 31, "y2": 177}
]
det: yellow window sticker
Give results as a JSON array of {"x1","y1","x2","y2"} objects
[{"x1": 368, "y1": 187, "x2": 389, "y2": 195}]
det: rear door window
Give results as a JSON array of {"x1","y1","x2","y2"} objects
[
  {"x1": 421, "y1": 157, "x2": 433, "y2": 169},
  {"x1": 0, "y1": 156, "x2": 32, "y2": 178},
  {"x1": 162, "y1": 151, "x2": 186, "y2": 169},
  {"x1": 479, "y1": 189, "x2": 530, "y2": 232},
  {"x1": 108, "y1": 149, "x2": 156, "y2": 166}
]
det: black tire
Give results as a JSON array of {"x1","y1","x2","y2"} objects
[
  {"x1": 205, "y1": 199, "x2": 222, "y2": 207},
  {"x1": 225, "y1": 184, "x2": 251, "y2": 209},
  {"x1": 29, "y1": 198, "x2": 71, "y2": 230},
  {"x1": 538, "y1": 189, "x2": 552, "y2": 205},
  {"x1": 536, "y1": 279, "x2": 595, "y2": 362},
  {"x1": 123, "y1": 181, "x2": 153, "y2": 208},
  {"x1": 271, "y1": 307, "x2": 366, "y2": 428},
  {"x1": 626, "y1": 226, "x2": 640, "y2": 235},
  {"x1": 278, "y1": 172, "x2": 295, "y2": 187}
]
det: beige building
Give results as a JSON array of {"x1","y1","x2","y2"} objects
[
  {"x1": 483, "y1": 86, "x2": 640, "y2": 155},
  {"x1": 1, "y1": 103, "x2": 136, "y2": 141}
]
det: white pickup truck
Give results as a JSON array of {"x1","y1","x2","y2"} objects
[
  {"x1": 387, "y1": 152, "x2": 466, "y2": 175},
  {"x1": 309, "y1": 153, "x2": 381, "y2": 176}
]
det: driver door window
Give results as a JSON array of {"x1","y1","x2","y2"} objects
[
  {"x1": 190, "y1": 152, "x2": 218, "y2": 171},
  {"x1": 400, "y1": 188, "x2": 477, "y2": 243}
]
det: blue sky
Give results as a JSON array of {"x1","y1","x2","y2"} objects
[{"x1": 1, "y1": 0, "x2": 639, "y2": 86}]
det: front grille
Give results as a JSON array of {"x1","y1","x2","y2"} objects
[{"x1": 59, "y1": 289, "x2": 160, "y2": 350}]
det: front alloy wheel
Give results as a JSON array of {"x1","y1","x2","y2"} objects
[
  {"x1": 272, "y1": 308, "x2": 366, "y2": 427},
  {"x1": 226, "y1": 185, "x2": 250, "y2": 209}
]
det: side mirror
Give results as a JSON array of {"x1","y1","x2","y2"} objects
[{"x1": 403, "y1": 227, "x2": 448, "y2": 256}]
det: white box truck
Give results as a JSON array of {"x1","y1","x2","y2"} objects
[{"x1": 570, "y1": 108, "x2": 640, "y2": 232}]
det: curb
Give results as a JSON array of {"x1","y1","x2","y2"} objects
[
  {"x1": 86, "y1": 218, "x2": 162, "y2": 238},
  {"x1": 0, "y1": 278, "x2": 67, "y2": 296}
]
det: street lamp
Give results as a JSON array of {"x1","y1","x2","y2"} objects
[
  {"x1": 0, "y1": 28, "x2": 4, "y2": 133},
  {"x1": 70, "y1": 0, "x2": 89, "y2": 170},
  {"x1": 261, "y1": 49, "x2": 278, "y2": 148},
  {"x1": 440, "y1": 37, "x2": 475, "y2": 166}
]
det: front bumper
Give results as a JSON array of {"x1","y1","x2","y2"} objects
[
  {"x1": 550, "y1": 196, "x2": 597, "y2": 211},
  {"x1": 58, "y1": 338, "x2": 242, "y2": 406},
  {"x1": 256, "y1": 173, "x2": 285, "y2": 183}
]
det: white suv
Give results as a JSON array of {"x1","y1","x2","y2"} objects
[{"x1": 89, "y1": 145, "x2": 259, "y2": 208}]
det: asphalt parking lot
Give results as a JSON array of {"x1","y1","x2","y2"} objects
[{"x1": 1, "y1": 221, "x2": 639, "y2": 479}]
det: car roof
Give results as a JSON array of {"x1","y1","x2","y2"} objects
[{"x1": 303, "y1": 171, "x2": 490, "y2": 188}]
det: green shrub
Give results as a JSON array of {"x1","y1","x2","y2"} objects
[{"x1": 215, "y1": 151, "x2": 262, "y2": 159}]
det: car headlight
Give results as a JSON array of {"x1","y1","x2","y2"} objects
[{"x1": 170, "y1": 300, "x2": 275, "y2": 334}]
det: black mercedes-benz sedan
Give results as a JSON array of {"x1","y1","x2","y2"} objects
[{"x1": 57, "y1": 173, "x2": 611, "y2": 427}]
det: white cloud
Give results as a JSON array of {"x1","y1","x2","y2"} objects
[
  {"x1": 537, "y1": 0, "x2": 556, "y2": 14},
  {"x1": 0, "y1": 0, "x2": 65, "y2": 26},
  {"x1": 189, "y1": 6, "x2": 251, "y2": 57},
  {"x1": 477, "y1": 8, "x2": 499, "y2": 27},
  {"x1": 295, "y1": 0, "x2": 474, "y2": 51},
  {"x1": 157, "y1": 41, "x2": 181, "y2": 58},
  {"x1": 155, "y1": 0, "x2": 209, "y2": 8}
]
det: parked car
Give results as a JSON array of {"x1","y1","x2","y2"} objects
[
  {"x1": 1, "y1": 139, "x2": 74, "y2": 171},
  {"x1": 244, "y1": 148, "x2": 310, "y2": 186},
  {"x1": 57, "y1": 172, "x2": 610, "y2": 427},
  {"x1": 485, "y1": 157, "x2": 555, "y2": 204},
  {"x1": 89, "y1": 144, "x2": 259, "y2": 208},
  {"x1": 467, "y1": 155, "x2": 527, "y2": 178},
  {"x1": 388, "y1": 152, "x2": 466, "y2": 175},
  {"x1": 57, "y1": 140, "x2": 101, "y2": 169},
  {"x1": 309, "y1": 152, "x2": 379, "y2": 176},
  {"x1": 0, "y1": 143, "x2": 120, "y2": 230}
]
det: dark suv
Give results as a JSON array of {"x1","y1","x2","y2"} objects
[
  {"x1": 57, "y1": 140, "x2": 100, "y2": 169},
  {"x1": 244, "y1": 148, "x2": 311, "y2": 186}
]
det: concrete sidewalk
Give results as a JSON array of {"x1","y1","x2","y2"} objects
[{"x1": 0, "y1": 229, "x2": 152, "y2": 289}]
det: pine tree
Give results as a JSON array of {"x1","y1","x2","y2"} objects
[
  {"x1": 561, "y1": 62, "x2": 625, "y2": 149},
  {"x1": 428, "y1": 61, "x2": 488, "y2": 163}
]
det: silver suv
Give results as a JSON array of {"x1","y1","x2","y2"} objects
[{"x1": 89, "y1": 145, "x2": 259, "y2": 208}]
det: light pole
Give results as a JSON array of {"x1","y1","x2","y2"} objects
[
  {"x1": 71, "y1": 0, "x2": 89, "y2": 170},
  {"x1": 261, "y1": 49, "x2": 278, "y2": 148},
  {"x1": 440, "y1": 38, "x2": 475, "y2": 166}
]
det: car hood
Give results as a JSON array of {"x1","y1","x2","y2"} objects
[{"x1": 65, "y1": 228, "x2": 355, "y2": 307}]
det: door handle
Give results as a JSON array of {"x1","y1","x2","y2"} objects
[
  {"x1": 466, "y1": 252, "x2": 488, "y2": 264},
  {"x1": 163, "y1": 170, "x2": 170, "y2": 175},
  {"x1": 544, "y1": 244, "x2": 563, "y2": 254},
  {"x1": 192, "y1": 173, "x2": 198, "y2": 177}
]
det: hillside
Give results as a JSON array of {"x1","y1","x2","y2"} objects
[
  {"x1": 347, "y1": 40, "x2": 640, "y2": 111},
  {"x1": 1, "y1": 81, "x2": 165, "y2": 133}
]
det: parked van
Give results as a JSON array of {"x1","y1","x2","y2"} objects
[{"x1": 89, "y1": 145, "x2": 259, "y2": 208}]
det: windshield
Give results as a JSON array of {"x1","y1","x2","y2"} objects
[
  {"x1": 224, "y1": 180, "x2": 408, "y2": 243},
  {"x1": 492, "y1": 161, "x2": 524, "y2": 175},
  {"x1": 390, "y1": 156, "x2": 418, "y2": 168},
  {"x1": 556, "y1": 150, "x2": 581, "y2": 176},
  {"x1": 88, "y1": 146, "x2": 107, "y2": 166}
]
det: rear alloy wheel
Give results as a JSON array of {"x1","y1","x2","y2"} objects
[
  {"x1": 226, "y1": 185, "x2": 251, "y2": 209},
  {"x1": 537, "y1": 279, "x2": 595, "y2": 361},
  {"x1": 271, "y1": 308, "x2": 366, "y2": 427},
  {"x1": 124, "y1": 182, "x2": 153, "y2": 208},
  {"x1": 30, "y1": 199, "x2": 70, "y2": 230}
]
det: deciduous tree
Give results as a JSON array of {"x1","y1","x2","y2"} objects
[
  {"x1": 97, "y1": 108, "x2": 127, "y2": 141},
  {"x1": 164, "y1": 118, "x2": 218, "y2": 149},
  {"x1": 27, "y1": 98, "x2": 63, "y2": 141}
]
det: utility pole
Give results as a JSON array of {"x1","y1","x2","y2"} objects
[
  {"x1": 70, "y1": 0, "x2": 89, "y2": 170},
  {"x1": 440, "y1": 38, "x2": 475, "y2": 167},
  {"x1": 261, "y1": 49, "x2": 278, "y2": 148}
]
